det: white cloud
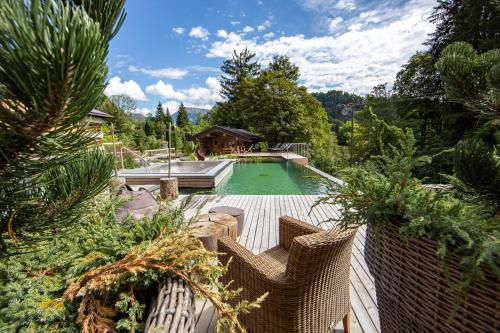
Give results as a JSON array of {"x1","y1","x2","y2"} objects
[
  {"x1": 217, "y1": 29, "x2": 229, "y2": 38},
  {"x1": 146, "y1": 81, "x2": 186, "y2": 100},
  {"x1": 172, "y1": 27, "x2": 185, "y2": 35},
  {"x1": 263, "y1": 32, "x2": 275, "y2": 39},
  {"x1": 162, "y1": 101, "x2": 180, "y2": 114},
  {"x1": 242, "y1": 26, "x2": 254, "y2": 33},
  {"x1": 147, "y1": 77, "x2": 222, "y2": 109},
  {"x1": 207, "y1": 0, "x2": 436, "y2": 94},
  {"x1": 230, "y1": 20, "x2": 240, "y2": 26},
  {"x1": 129, "y1": 65, "x2": 188, "y2": 79},
  {"x1": 104, "y1": 77, "x2": 148, "y2": 101},
  {"x1": 336, "y1": 0, "x2": 356, "y2": 11},
  {"x1": 189, "y1": 26, "x2": 210, "y2": 40},
  {"x1": 328, "y1": 17, "x2": 344, "y2": 32},
  {"x1": 135, "y1": 107, "x2": 153, "y2": 116},
  {"x1": 257, "y1": 20, "x2": 272, "y2": 31},
  {"x1": 299, "y1": 0, "x2": 355, "y2": 12}
]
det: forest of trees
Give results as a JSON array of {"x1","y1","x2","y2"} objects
[
  {"x1": 206, "y1": 51, "x2": 336, "y2": 169},
  {"x1": 98, "y1": 95, "x2": 210, "y2": 156},
  {"x1": 355, "y1": 0, "x2": 499, "y2": 181},
  {"x1": 94, "y1": 0, "x2": 499, "y2": 184}
]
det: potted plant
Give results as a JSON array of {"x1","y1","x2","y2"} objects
[
  {"x1": 319, "y1": 42, "x2": 499, "y2": 333},
  {"x1": 319, "y1": 130, "x2": 499, "y2": 332}
]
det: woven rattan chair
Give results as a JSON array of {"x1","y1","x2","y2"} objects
[{"x1": 218, "y1": 216, "x2": 357, "y2": 333}]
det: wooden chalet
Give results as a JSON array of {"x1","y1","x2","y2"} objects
[
  {"x1": 191, "y1": 126, "x2": 263, "y2": 154},
  {"x1": 83, "y1": 109, "x2": 113, "y2": 144}
]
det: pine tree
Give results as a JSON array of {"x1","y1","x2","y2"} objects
[
  {"x1": 266, "y1": 55, "x2": 300, "y2": 82},
  {"x1": 176, "y1": 102, "x2": 191, "y2": 128},
  {"x1": 220, "y1": 47, "x2": 261, "y2": 101},
  {"x1": 165, "y1": 107, "x2": 173, "y2": 127},
  {"x1": 154, "y1": 101, "x2": 166, "y2": 123},
  {"x1": 211, "y1": 48, "x2": 261, "y2": 127},
  {"x1": 427, "y1": 0, "x2": 500, "y2": 56},
  {"x1": 0, "y1": 0, "x2": 125, "y2": 245}
]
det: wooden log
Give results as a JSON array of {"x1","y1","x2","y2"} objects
[
  {"x1": 144, "y1": 277, "x2": 196, "y2": 333},
  {"x1": 209, "y1": 212, "x2": 238, "y2": 240},
  {"x1": 160, "y1": 177, "x2": 179, "y2": 200},
  {"x1": 190, "y1": 220, "x2": 226, "y2": 251}
]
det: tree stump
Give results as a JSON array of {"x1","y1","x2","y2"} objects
[
  {"x1": 189, "y1": 219, "x2": 226, "y2": 251},
  {"x1": 209, "y1": 212, "x2": 238, "y2": 240},
  {"x1": 160, "y1": 177, "x2": 179, "y2": 200},
  {"x1": 190, "y1": 213, "x2": 237, "y2": 251},
  {"x1": 144, "y1": 277, "x2": 196, "y2": 333}
]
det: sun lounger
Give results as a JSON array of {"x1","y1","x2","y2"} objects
[{"x1": 269, "y1": 143, "x2": 283, "y2": 152}]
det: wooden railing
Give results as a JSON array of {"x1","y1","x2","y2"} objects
[{"x1": 102, "y1": 142, "x2": 176, "y2": 172}]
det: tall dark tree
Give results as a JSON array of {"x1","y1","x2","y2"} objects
[
  {"x1": 427, "y1": 0, "x2": 500, "y2": 56},
  {"x1": 176, "y1": 102, "x2": 191, "y2": 128},
  {"x1": 165, "y1": 107, "x2": 173, "y2": 126},
  {"x1": 211, "y1": 48, "x2": 261, "y2": 127},
  {"x1": 154, "y1": 101, "x2": 166, "y2": 123},
  {"x1": 219, "y1": 47, "x2": 261, "y2": 101},
  {"x1": 266, "y1": 55, "x2": 300, "y2": 82}
]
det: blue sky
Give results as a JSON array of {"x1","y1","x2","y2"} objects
[{"x1": 105, "y1": 0, "x2": 437, "y2": 115}]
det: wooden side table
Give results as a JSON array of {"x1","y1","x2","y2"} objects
[{"x1": 190, "y1": 213, "x2": 237, "y2": 251}]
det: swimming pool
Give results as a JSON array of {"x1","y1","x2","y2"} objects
[{"x1": 213, "y1": 160, "x2": 325, "y2": 195}]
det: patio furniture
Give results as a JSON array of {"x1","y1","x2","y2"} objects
[
  {"x1": 191, "y1": 212, "x2": 237, "y2": 251},
  {"x1": 115, "y1": 184, "x2": 158, "y2": 223},
  {"x1": 278, "y1": 142, "x2": 292, "y2": 153},
  {"x1": 218, "y1": 216, "x2": 357, "y2": 333},
  {"x1": 209, "y1": 206, "x2": 245, "y2": 236},
  {"x1": 240, "y1": 145, "x2": 253, "y2": 154},
  {"x1": 230, "y1": 145, "x2": 241, "y2": 154},
  {"x1": 269, "y1": 143, "x2": 283, "y2": 152}
]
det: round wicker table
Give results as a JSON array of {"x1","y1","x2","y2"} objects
[{"x1": 191, "y1": 212, "x2": 237, "y2": 251}]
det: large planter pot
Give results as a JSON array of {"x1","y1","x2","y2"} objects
[{"x1": 365, "y1": 223, "x2": 499, "y2": 332}]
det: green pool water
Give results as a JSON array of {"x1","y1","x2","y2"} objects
[{"x1": 213, "y1": 160, "x2": 325, "y2": 195}]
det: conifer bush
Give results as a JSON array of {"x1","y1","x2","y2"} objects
[{"x1": 317, "y1": 129, "x2": 499, "y2": 297}]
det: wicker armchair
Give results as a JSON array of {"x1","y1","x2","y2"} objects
[{"x1": 218, "y1": 216, "x2": 357, "y2": 333}]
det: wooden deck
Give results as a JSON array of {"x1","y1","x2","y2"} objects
[{"x1": 179, "y1": 194, "x2": 380, "y2": 333}]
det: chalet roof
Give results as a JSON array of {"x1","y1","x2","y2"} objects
[
  {"x1": 88, "y1": 109, "x2": 113, "y2": 119},
  {"x1": 192, "y1": 126, "x2": 263, "y2": 142}
]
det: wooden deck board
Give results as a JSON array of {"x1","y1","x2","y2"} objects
[{"x1": 178, "y1": 194, "x2": 380, "y2": 333}]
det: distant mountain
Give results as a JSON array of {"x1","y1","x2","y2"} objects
[
  {"x1": 130, "y1": 113, "x2": 146, "y2": 120},
  {"x1": 312, "y1": 90, "x2": 364, "y2": 123},
  {"x1": 172, "y1": 107, "x2": 210, "y2": 125}
]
